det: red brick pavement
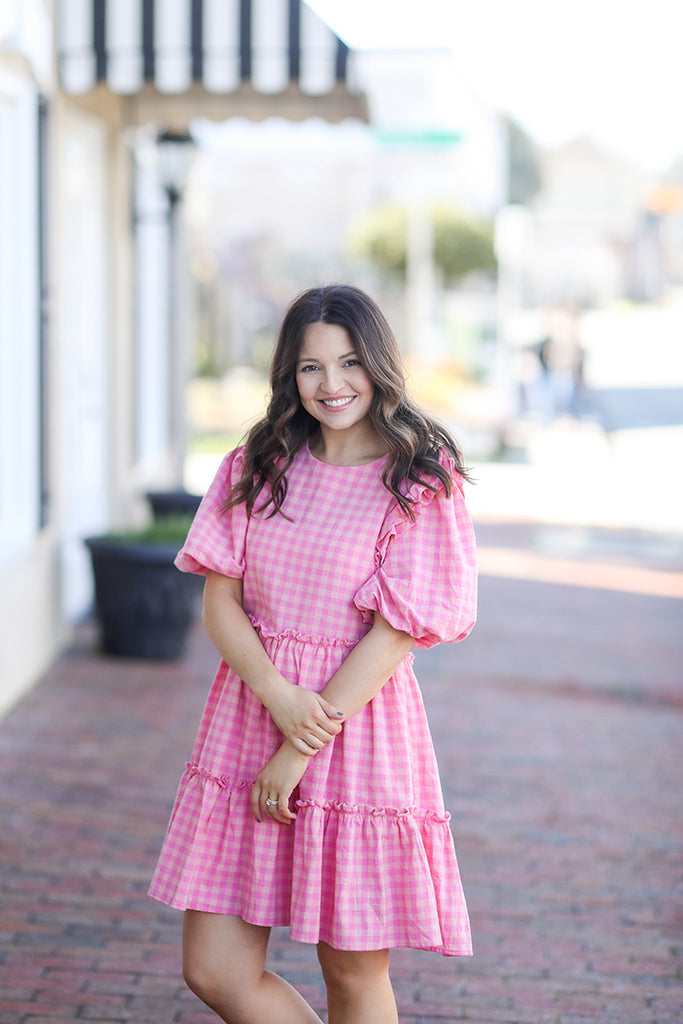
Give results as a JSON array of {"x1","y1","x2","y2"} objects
[{"x1": 0, "y1": 521, "x2": 682, "y2": 1023}]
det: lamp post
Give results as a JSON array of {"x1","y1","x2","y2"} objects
[
  {"x1": 374, "y1": 128, "x2": 462, "y2": 358},
  {"x1": 494, "y1": 204, "x2": 533, "y2": 423},
  {"x1": 155, "y1": 130, "x2": 196, "y2": 485}
]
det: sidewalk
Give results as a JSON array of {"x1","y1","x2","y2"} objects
[{"x1": 1, "y1": 519, "x2": 682, "y2": 1023}]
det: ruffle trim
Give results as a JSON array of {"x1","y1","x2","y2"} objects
[
  {"x1": 185, "y1": 763, "x2": 450, "y2": 823},
  {"x1": 248, "y1": 616, "x2": 357, "y2": 649},
  {"x1": 186, "y1": 762, "x2": 251, "y2": 790},
  {"x1": 296, "y1": 797, "x2": 449, "y2": 823},
  {"x1": 374, "y1": 450, "x2": 463, "y2": 566}
]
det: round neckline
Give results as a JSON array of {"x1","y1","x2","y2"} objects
[{"x1": 304, "y1": 439, "x2": 389, "y2": 469}]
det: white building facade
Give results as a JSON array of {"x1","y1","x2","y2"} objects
[{"x1": 0, "y1": 0, "x2": 365, "y2": 715}]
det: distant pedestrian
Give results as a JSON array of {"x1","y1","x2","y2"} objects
[
  {"x1": 528, "y1": 334, "x2": 555, "y2": 420},
  {"x1": 149, "y1": 284, "x2": 478, "y2": 1023},
  {"x1": 529, "y1": 307, "x2": 586, "y2": 421}
]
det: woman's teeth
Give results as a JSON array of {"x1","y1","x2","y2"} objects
[{"x1": 322, "y1": 397, "x2": 354, "y2": 408}]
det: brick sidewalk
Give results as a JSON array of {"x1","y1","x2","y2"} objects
[{"x1": 0, "y1": 522, "x2": 682, "y2": 1023}]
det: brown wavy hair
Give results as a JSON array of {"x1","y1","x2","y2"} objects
[{"x1": 226, "y1": 284, "x2": 471, "y2": 518}]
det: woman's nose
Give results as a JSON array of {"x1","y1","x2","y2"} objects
[{"x1": 321, "y1": 368, "x2": 344, "y2": 393}]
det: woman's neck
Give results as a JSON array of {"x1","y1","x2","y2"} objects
[{"x1": 309, "y1": 425, "x2": 389, "y2": 467}]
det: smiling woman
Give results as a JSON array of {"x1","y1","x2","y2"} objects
[{"x1": 148, "y1": 284, "x2": 478, "y2": 1024}]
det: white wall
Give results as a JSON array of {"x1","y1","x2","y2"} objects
[
  {"x1": 0, "y1": 5, "x2": 180, "y2": 716},
  {"x1": 0, "y1": 83, "x2": 41, "y2": 572},
  {"x1": 56, "y1": 106, "x2": 112, "y2": 620},
  {"x1": 0, "y1": 63, "x2": 58, "y2": 714}
]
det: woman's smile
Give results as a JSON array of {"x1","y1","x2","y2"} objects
[{"x1": 320, "y1": 396, "x2": 356, "y2": 409}]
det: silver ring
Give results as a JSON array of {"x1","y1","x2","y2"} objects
[{"x1": 265, "y1": 798, "x2": 278, "y2": 806}]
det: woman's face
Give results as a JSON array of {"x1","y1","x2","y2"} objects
[{"x1": 295, "y1": 322, "x2": 374, "y2": 434}]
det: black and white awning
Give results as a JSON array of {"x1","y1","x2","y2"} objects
[{"x1": 59, "y1": 0, "x2": 367, "y2": 124}]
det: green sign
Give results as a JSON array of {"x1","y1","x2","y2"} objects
[{"x1": 374, "y1": 128, "x2": 463, "y2": 147}]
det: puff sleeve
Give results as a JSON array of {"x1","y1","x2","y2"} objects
[
  {"x1": 174, "y1": 447, "x2": 249, "y2": 579},
  {"x1": 353, "y1": 464, "x2": 477, "y2": 649}
]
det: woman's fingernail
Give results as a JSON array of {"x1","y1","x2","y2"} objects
[{"x1": 337, "y1": 711, "x2": 344, "y2": 716}]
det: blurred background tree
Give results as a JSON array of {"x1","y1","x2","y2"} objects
[{"x1": 349, "y1": 203, "x2": 497, "y2": 282}]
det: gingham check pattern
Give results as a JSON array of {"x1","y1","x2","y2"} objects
[{"x1": 148, "y1": 443, "x2": 477, "y2": 955}]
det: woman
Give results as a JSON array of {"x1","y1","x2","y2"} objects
[{"x1": 149, "y1": 285, "x2": 477, "y2": 1023}]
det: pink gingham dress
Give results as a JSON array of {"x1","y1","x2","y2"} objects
[{"x1": 148, "y1": 442, "x2": 477, "y2": 955}]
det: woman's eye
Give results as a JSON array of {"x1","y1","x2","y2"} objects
[
  {"x1": 299, "y1": 364, "x2": 319, "y2": 373},
  {"x1": 344, "y1": 359, "x2": 361, "y2": 367}
]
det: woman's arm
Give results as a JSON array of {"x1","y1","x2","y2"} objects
[
  {"x1": 202, "y1": 571, "x2": 342, "y2": 754},
  {"x1": 320, "y1": 612, "x2": 414, "y2": 720}
]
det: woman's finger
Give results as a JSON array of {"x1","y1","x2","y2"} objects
[
  {"x1": 250, "y1": 783, "x2": 262, "y2": 822},
  {"x1": 267, "y1": 793, "x2": 294, "y2": 825},
  {"x1": 292, "y1": 725, "x2": 336, "y2": 750},
  {"x1": 290, "y1": 735, "x2": 315, "y2": 755},
  {"x1": 310, "y1": 710, "x2": 342, "y2": 737},
  {"x1": 277, "y1": 794, "x2": 296, "y2": 824},
  {"x1": 263, "y1": 792, "x2": 292, "y2": 825},
  {"x1": 318, "y1": 695, "x2": 344, "y2": 721}
]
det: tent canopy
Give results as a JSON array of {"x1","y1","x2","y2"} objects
[{"x1": 59, "y1": 0, "x2": 367, "y2": 126}]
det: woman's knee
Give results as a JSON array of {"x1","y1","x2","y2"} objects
[
  {"x1": 317, "y1": 942, "x2": 390, "y2": 997},
  {"x1": 182, "y1": 910, "x2": 268, "y2": 1015},
  {"x1": 182, "y1": 958, "x2": 217, "y2": 1004},
  {"x1": 182, "y1": 947, "x2": 227, "y2": 1010}
]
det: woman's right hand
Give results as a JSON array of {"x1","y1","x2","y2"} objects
[{"x1": 265, "y1": 682, "x2": 344, "y2": 755}]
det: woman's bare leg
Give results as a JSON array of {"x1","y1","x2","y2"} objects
[
  {"x1": 183, "y1": 910, "x2": 323, "y2": 1024},
  {"x1": 317, "y1": 941, "x2": 398, "y2": 1024}
]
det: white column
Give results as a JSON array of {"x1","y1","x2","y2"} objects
[
  {"x1": 133, "y1": 147, "x2": 173, "y2": 476},
  {"x1": 0, "y1": 84, "x2": 40, "y2": 570}
]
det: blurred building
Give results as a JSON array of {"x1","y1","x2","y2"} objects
[
  {"x1": 633, "y1": 180, "x2": 683, "y2": 300},
  {"x1": 0, "y1": 0, "x2": 365, "y2": 714},
  {"x1": 655, "y1": 157, "x2": 683, "y2": 286},
  {"x1": 525, "y1": 137, "x2": 646, "y2": 307}
]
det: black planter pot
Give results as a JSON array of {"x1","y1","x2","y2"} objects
[
  {"x1": 146, "y1": 489, "x2": 202, "y2": 520},
  {"x1": 85, "y1": 536, "x2": 202, "y2": 660}
]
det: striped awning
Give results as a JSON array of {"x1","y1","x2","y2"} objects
[{"x1": 59, "y1": 0, "x2": 367, "y2": 125}]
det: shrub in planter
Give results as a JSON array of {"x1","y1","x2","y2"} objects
[{"x1": 85, "y1": 515, "x2": 202, "y2": 661}]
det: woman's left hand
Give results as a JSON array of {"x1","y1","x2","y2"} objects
[{"x1": 251, "y1": 742, "x2": 310, "y2": 825}]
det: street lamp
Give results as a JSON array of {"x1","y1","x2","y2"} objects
[
  {"x1": 155, "y1": 130, "x2": 196, "y2": 484},
  {"x1": 156, "y1": 130, "x2": 196, "y2": 203}
]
